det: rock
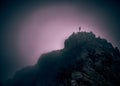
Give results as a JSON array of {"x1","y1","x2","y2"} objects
[{"x1": 5, "y1": 31, "x2": 120, "y2": 86}]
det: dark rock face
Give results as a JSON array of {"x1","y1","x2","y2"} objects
[{"x1": 5, "y1": 32, "x2": 120, "y2": 86}]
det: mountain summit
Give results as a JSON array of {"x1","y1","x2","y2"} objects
[{"x1": 5, "y1": 32, "x2": 120, "y2": 86}]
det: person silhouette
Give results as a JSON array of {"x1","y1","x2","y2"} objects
[{"x1": 79, "y1": 27, "x2": 81, "y2": 32}]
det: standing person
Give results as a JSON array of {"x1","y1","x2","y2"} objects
[{"x1": 79, "y1": 27, "x2": 81, "y2": 32}]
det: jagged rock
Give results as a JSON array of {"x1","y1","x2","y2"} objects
[{"x1": 5, "y1": 32, "x2": 120, "y2": 86}]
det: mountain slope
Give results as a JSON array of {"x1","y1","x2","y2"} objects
[{"x1": 5, "y1": 32, "x2": 120, "y2": 86}]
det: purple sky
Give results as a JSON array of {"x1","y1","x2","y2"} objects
[
  {"x1": 0, "y1": 0, "x2": 120, "y2": 81},
  {"x1": 7, "y1": 3, "x2": 116, "y2": 66}
]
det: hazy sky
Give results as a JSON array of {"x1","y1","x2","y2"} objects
[{"x1": 0, "y1": 0, "x2": 120, "y2": 81}]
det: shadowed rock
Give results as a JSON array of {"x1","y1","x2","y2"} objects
[{"x1": 5, "y1": 32, "x2": 120, "y2": 86}]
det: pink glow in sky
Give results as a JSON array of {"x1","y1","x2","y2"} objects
[{"x1": 8, "y1": 3, "x2": 114, "y2": 65}]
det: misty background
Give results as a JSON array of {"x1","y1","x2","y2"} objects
[{"x1": 0, "y1": 0, "x2": 120, "y2": 82}]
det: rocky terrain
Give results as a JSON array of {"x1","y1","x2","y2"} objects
[{"x1": 5, "y1": 32, "x2": 120, "y2": 86}]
